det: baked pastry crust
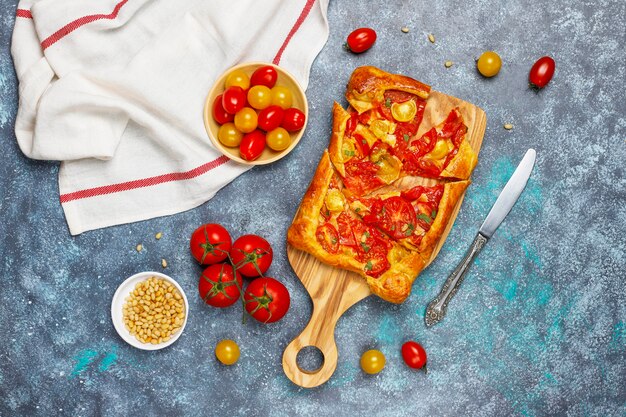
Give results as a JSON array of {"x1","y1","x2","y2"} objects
[
  {"x1": 287, "y1": 152, "x2": 471, "y2": 304},
  {"x1": 441, "y1": 140, "x2": 478, "y2": 179},
  {"x1": 327, "y1": 102, "x2": 352, "y2": 177},
  {"x1": 288, "y1": 67, "x2": 479, "y2": 304},
  {"x1": 415, "y1": 180, "x2": 469, "y2": 254},
  {"x1": 346, "y1": 66, "x2": 431, "y2": 114}
]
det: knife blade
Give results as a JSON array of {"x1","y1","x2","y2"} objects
[{"x1": 424, "y1": 148, "x2": 537, "y2": 327}]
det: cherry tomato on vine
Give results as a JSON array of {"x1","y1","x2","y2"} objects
[
  {"x1": 250, "y1": 66, "x2": 278, "y2": 88},
  {"x1": 239, "y1": 130, "x2": 266, "y2": 161},
  {"x1": 224, "y1": 69, "x2": 250, "y2": 90},
  {"x1": 198, "y1": 263, "x2": 243, "y2": 308},
  {"x1": 257, "y1": 105, "x2": 284, "y2": 131},
  {"x1": 360, "y1": 349, "x2": 385, "y2": 374},
  {"x1": 346, "y1": 28, "x2": 377, "y2": 54},
  {"x1": 243, "y1": 277, "x2": 290, "y2": 323},
  {"x1": 212, "y1": 94, "x2": 234, "y2": 125},
  {"x1": 266, "y1": 127, "x2": 291, "y2": 151},
  {"x1": 234, "y1": 107, "x2": 258, "y2": 133},
  {"x1": 529, "y1": 56, "x2": 555, "y2": 89},
  {"x1": 222, "y1": 86, "x2": 247, "y2": 114},
  {"x1": 189, "y1": 224, "x2": 232, "y2": 265},
  {"x1": 281, "y1": 108, "x2": 306, "y2": 132},
  {"x1": 476, "y1": 51, "x2": 502, "y2": 78},
  {"x1": 215, "y1": 339, "x2": 240, "y2": 365},
  {"x1": 217, "y1": 122, "x2": 243, "y2": 147},
  {"x1": 229, "y1": 234, "x2": 273, "y2": 277},
  {"x1": 247, "y1": 85, "x2": 272, "y2": 110},
  {"x1": 401, "y1": 341, "x2": 428, "y2": 370}
]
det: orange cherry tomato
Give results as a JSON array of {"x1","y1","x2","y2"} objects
[
  {"x1": 224, "y1": 69, "x2": 250, "y2": 90},
  {"x1": 217, "y1": 123, "x2": 243, "y2": 147},
  {"x1": 234, "y1": 107, "x2": 258, "y2": 133},
  {"x1": 270, "y1": 86, "x2": 293, "y2": 109},
  {"x1": 247, "y1": 85, "x2": 272, "y2": 110},
  {"x1": 266, "y1": 127, "x2": 291, "y2": 151}
]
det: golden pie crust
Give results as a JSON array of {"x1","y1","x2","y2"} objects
[{"x1": 288, "y1": 66, "x2": 478, "y2": 303}]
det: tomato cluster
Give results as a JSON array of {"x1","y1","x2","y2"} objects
[
  {"x1": 190, "y1": 223, "x2": 290, "y2": 324},
  {"x1": 213, "y1": 65, "x2": 306, "y2": 161}
]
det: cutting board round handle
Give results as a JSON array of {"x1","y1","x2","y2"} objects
[
  {"x1": 282, "y1": 306, "x2": 341, "y2": 388},
  {"x1": 282, "y1": 246, "x2": 371, "y2": 388}
]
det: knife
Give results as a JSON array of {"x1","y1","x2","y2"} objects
[{"x1": 425, "y1": 148, "x2": 537, "y2": 327}]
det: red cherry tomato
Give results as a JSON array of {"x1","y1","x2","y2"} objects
[
  {"x1": 190, "y1": 224, "x2": 232, "y2": 265},
  {"x1": 244, "y1": 277, "x2": 290, "y2": 323},
  {"x1": 250, "y1": 66, "x2": 278, "y2": 89},
  {"x1": 198, "y1": 263, "x2": 243, "y2": 308},
  {"x1": 239, "y1": 130, "x2": 266, "y2": 161},
  {"x1": 212, "y1": 94, "x2": 234, "y2": 124},
  {"x1": 222, "y1": 86, "x2": 247, "y2": 114},
  {"x1": 257, "y1": 105, "x2": 284, "y2": 131},
  {"x1": 346, "y1": 28, "x2": 377, "y2": 54},
  {"x1": 281, "y1": 108, "x2": 306, "y2": 132},
  {"x1": 401, "y1": 341, "x2": 427, "y2": 370},
  {"x1": 229, "y1": 234, "x2": 273, "y2": 277},
  {"x1": 529, "y1": 56, "x2": 555, "y2": 89}
]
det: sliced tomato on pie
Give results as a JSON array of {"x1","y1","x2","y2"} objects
[
  {"x1": 336, "y1": 211, "x2": 357, "y2": 246},
  {"x1": 361, "y1": 196, "x2": 417, "y2": 240},
  {"x1": 400, "y1": 109, "x2": 473, "y2": 179},
  {"x1": 316, "y1": 223, "x2": 339, "y2": 254},
  {"x1": 348, "y1": 183, "x2": 452, "y2": 251}
]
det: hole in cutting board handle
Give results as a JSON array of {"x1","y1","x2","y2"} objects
[{"x1": 295, "y1": 345, "x2": 324, "y2": 374}]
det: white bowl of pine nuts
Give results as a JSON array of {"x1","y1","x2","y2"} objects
[{"x1": 111, "y1": 271, "x2": 189, "y2": 350}]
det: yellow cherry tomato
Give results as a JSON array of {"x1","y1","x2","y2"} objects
[
  {"x1": 391, "y1": 100, "x2": 417, "y2": 122},
  {"x1": 429, "y1": 139, "x2": 451, "y2": 159},
  {"x1": 247, "y1": 85, "x2": 272, "y2": 110},
  {"x1": 224, "y1": 70, "x2": 250, "y2": 90},
  {"x1": 270, "y1": 86, "x2": 293, "y2": 109},
  {"x1": 476, "y1": 51, "x2": 502, "y2": 78},
  {"x1": 215, "y1": 339, "x2": 240, "y2": 365},
  {"x1": 217, "y1": 122, "x2": 243, "y2": 147},
  {"x1": 266, "y1": 127, "x2": 291, "y2": 151},
  {"x1": 360, "y1": 349, "x2": 386, "y2": 374},
  {"x1": 234, "y1": 107, "x2": 258, "y2": 133}
]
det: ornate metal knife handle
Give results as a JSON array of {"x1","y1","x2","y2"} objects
[{"x1": 425, "y1": 233, "x2": 488, "y2": 327}]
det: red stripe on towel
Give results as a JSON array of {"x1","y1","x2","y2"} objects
[
  {"x1": 60, "y1": 155, "x2": 230, "y2": 203},
  {"x1": 16, "y1": 9, "x2": 33, "y2": 19},
  {"x1": 41, "y1": 0, "x2": 129, "y2": 50},
  {"x1": 273, "y1": 0, "x2": 316, "y2": 65}
]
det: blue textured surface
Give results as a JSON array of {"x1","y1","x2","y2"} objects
[{"x1": 1, "y1": 0, "x2": 625, "y2": 416}]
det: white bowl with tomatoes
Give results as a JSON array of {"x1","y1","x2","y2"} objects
[{"x1": 203, "y1": 62, "x2": 308, "y2": 165}]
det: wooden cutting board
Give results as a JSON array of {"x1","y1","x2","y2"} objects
[{"x1": 282, "y1": 91, "x2": 487, "y2": 388}]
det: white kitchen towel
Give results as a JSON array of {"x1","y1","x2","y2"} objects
[{"x1": 12, "y1": 0, "x2": 329, "y2": 235}]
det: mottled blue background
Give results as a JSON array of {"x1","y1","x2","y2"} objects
[{"x1": 1, "y1": 0, "x2": 625, "y2": 416}]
